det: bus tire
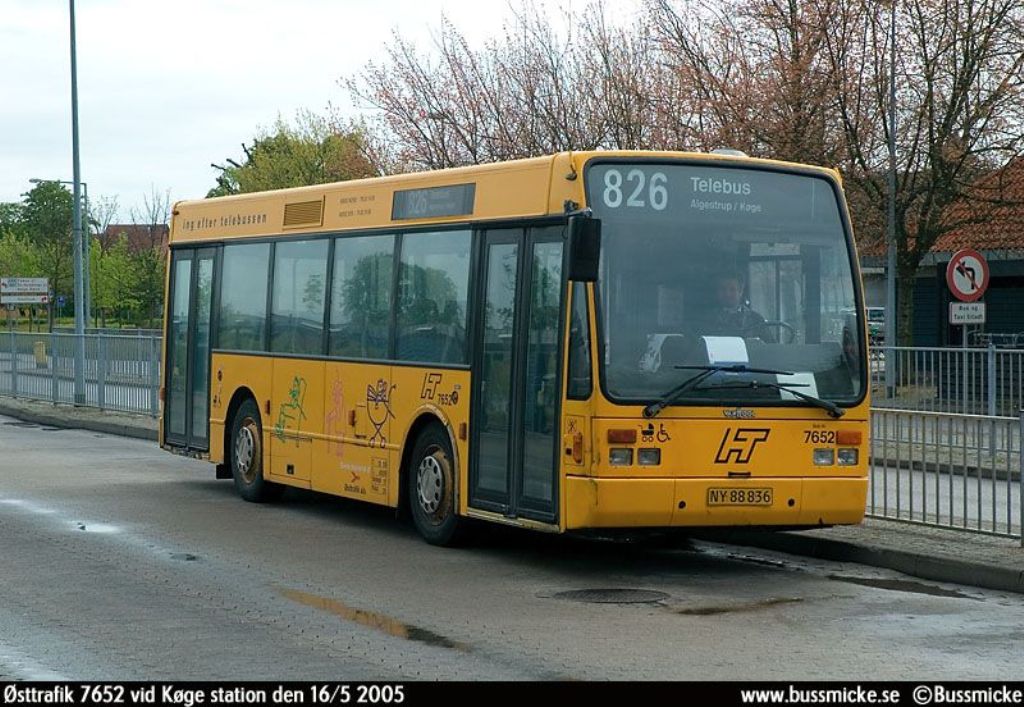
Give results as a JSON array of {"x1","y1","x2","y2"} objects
[
  {"x1": 230, "y1": 398, "x2": 282, "y2": 503},
  {"x1": 408, "y1": 423, "x2": 465, "y2": 546}
]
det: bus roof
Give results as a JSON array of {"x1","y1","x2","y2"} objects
[{"x1": 170, "y1": 150, "x2": 840, "y2": 245}]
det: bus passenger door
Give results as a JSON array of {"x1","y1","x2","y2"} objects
[
  {"x1": 163, "y1": 247, "x2": 218, "y2": 451},
  {"x1": 470, "y1": 227, "x2": 564, "y2": 523}
]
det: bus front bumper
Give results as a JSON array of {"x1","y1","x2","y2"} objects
[{"x1": 564, "y1": 476, "x2": 867, "y2": 529}]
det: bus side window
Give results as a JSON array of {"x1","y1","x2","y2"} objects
[
  {"x1": 270, "y1": 239, "x2": 329, "y2": 355},
  {"x1": 396, "y1": 230, "x2": 471, "y2": 364},
  {"x1": 329, "y1": 234, "x2": 394, "y2": 360},
  {"x1": 219, "y1": 242, "x2": 270, "y2": 351},
  {"x1": 567, "y1": 282, "x2": 592, "y2": 399}
]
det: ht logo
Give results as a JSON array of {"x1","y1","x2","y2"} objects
[
  {"x1": 420, "y1": 372, "x2": 443, "y2": 400},
  {"x1": 714, "y1": 428, "x2": 771, "y2": 464}
]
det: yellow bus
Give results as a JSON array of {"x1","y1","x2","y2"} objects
[{"x1": 161, "y1": 150, "x2": 869, "y2": 545}]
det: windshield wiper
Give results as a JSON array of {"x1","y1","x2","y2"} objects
[
  {"x1": 702, "y1": 380, "x2": 846, "y2": 419},
  {"x1": 641, "y1": 364, "x2": 794, "y2": 419}
]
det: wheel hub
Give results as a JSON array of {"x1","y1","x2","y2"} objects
[
  {"x1": 235, "y1": 423, "x2": 257, "y2": 482},
  {"x1": 416, "y1": 452, "x2": 446, "y2": 516}
]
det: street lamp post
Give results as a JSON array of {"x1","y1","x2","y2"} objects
[
  {"x1": 884, "y1": 0, "x2": 899, "y2": 396},
  {"x1": 69, "y1": 0, "x2": 86, "y2": 405},
  {"x1": 30, "y1": 178, "x2": 91, "y2": 327}
]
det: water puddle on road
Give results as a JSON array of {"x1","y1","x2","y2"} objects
[
  {"x1": 71, "y1": 521, "x2": 120, "y2": 534},
  {"x1": 674, "y1": 597, "x2": 804, "y2": 616},
  {"x1": 279, "y1": 587, "x2": 469, "y2": 652},
  {"x1": 828, "y1": 575, "x2": 979, "y2": 600}
]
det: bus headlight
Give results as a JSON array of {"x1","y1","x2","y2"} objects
[
  {"x1": 837, "y1": 448, "x2": 859, "y2": 466},
  {"x1": 609, "y1": 448, "x2": 633, "y2": 466},
  {"x1": 813, "y1": 448, "x2": 835, "y2": 466},
  {"x1": 637, "y1": 448, "x2": 661, "y2": 466}
]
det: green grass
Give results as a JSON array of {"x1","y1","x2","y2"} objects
[{"x1": 2, "y1": 315, "x2": 156, "y2": 333}]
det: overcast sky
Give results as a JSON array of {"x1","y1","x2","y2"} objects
[{"x1": 0, "y1": 0, "x2": 564, "y2": 221}]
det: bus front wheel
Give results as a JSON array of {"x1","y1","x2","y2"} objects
[
  {"x1": 230, "y1": 398, "x2": 282, "y2": 503},
  {"x1": 408, "y1": 423, "x2": 465, "y2": 546}
]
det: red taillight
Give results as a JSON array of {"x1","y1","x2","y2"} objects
[
  {"x1": 607, "y1": 428, "x2": 637, "y2": 444},
  {"x1": 837, "y1": 430, "x2": 862, "y2": 445}
]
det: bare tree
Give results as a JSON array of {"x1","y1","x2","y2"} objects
[
  {"x1": 88, "y1": 194, "x2": 119, "y2": 254},
  {"x1": 345, "y1": 0, "x2": 1024, "y2": 345},
  {"x1": 345, "y1": 2, "x2": 673, "y2": 169},
  {"x1": 128, "y1": 186, "x2": 173, "y2": 326},
  {"x1": 821, "y1": 0, "x2": 1024, "y2": 341},
  {"x1": 130, "y1": 186, "x2": 172, "y2": 250}
]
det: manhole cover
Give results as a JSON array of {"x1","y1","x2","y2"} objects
[{"x1": 551, "y1": 588, "x2": 669, "y2": 604}]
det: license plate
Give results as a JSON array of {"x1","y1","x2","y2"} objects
[{"x1": 707, "y1": 487, "x2": 773, "y2": 506}]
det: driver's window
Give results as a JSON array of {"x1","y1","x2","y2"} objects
[{"x1": 747, "y1": 257, "x2": 805, "y2": 344}]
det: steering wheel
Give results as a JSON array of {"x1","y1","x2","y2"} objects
[{"x1": 763, "y1": 320, "x2": 797, "y2": 344}]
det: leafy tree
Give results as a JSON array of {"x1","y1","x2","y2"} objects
[
  {"x1": 94, "y1": 235, "x2": 138, "y2": 326},
  {"x1": 18, "y1": 181, "x2": 74, "y2": 312},
  {"x1": 132, "y1": 246, "x2": 165, "y2": 327},
  {"x1": 208, "y1": 111, "x2": 378, "y2": 197},
  {"x1": 0, "y1": 232, "x2": 41, "y2": 277},
  {"x1": 0, "y1": 202, "x2": 26, "y2": 238}
]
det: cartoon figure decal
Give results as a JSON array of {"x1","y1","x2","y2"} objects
[
  {"x1": 274, "y1": 375, "x2": 308, "y2": 446},
  {"x1": 366, "y1": 378, "x2": 396, "y2": 448},
  {"x1": 325, "y1": 379, "x2": 345, "y2": 459}
]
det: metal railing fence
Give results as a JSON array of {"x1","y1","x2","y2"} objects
[
  {"x1": 0, "y1": 331, "x2": 160, "y2": 416},
  {"x1": 869, "y1": 407, "x2": 1022, "y2": 544},
  {"x1": 872, "y1": 344, "x2": 1024, "y2": 417}
]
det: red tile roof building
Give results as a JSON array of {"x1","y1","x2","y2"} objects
[
  {"x1": 931, "y1": 158, "x2": 1024, "y2": 255},
  {"x1": 98, "y1": 224, "x2": 169, "y2": 255}
]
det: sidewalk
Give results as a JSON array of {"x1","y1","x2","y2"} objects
[
  {"x1": 0, "y1": 396, "x2": 156, "y2": 441},
  {"x1": 701, "y1": 519, "x2": 1024, "y2": 595}
]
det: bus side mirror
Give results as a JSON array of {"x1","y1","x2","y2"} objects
[{"x1": 567, "y1": 214, "x2": 601, "y2": 282}]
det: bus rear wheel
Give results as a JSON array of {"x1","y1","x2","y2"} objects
[
  {"x1": 408, "y1": 423, "x2": 465, "y2": 546},
  {"x1": 230, "y1": 398, "x2": 282, "y2": 503}
]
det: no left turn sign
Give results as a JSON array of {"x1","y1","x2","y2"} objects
[{"x1": 946, "y1": 248, "x2": 989, "y2": 302}]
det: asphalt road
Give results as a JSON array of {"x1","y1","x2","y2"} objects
[{"x1": 2, "y1": 414, "x2": 1024, "y2": 681}]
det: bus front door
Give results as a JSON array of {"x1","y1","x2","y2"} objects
[
  {"x1": 471, "y1": 226, "x2": 564, "y2": 524},
  {"x1": 164, "y1": 247, "x2": 218, "y2": 451}
]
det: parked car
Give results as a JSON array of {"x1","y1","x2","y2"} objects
[{"x1": 866, "y1": 306, "x2": 885, "y2": 345}]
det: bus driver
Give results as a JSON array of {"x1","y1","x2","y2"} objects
[{"x1": 705, "y1": 270, "x2": 773, "y2": 342}]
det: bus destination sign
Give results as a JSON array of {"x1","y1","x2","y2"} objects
[{"x1": 392, "y1": 183, "x2": 475, "y2": 221}]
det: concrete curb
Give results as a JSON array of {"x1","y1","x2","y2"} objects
[
  {"x1": 702, "y1": 528, "x2": 1024, "y2": 595},
  {"x1": 0, "y1": 400, "x2": 157, "y2": 442}
]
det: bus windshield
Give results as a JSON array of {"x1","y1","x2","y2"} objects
[{"x1": 586, "y1": 162, "x2": 864, "y2": 407}]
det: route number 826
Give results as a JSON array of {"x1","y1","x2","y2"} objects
[{"x1": 602, "y1": 169, "x2": 668, "y2": 211}]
